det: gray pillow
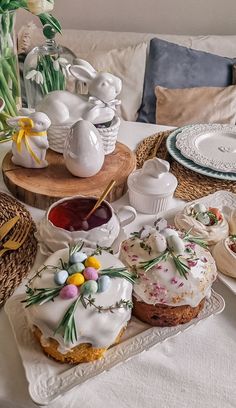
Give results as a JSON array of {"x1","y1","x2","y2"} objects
[{"x1": 138, "y1": 38, "x2": 236, "y2": 123}]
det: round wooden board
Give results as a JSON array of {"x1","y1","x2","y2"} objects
[{"x1": 2, "y1": 142, "x2": 136, "y2": 210}]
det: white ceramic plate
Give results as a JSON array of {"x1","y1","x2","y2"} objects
[
  {"x1": 175, "y1": 124, "x2": 236, "y2": 173},
  {"x1": 5, "y1": 291, "x2": 224, "y2": 406},
  {"x1": 166, "y1": 127, "x2": 236, "y2": 181}
]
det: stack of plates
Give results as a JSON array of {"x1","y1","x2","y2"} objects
[{"x1": 166, "y1": 124, "x2": 236, "y2": 181}]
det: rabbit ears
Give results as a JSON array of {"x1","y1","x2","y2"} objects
[{"x1": 69, "y1": 59, "x2": 97, "y2": 82}]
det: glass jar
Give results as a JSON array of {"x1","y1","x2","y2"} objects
[
  {"x1": 0, "y1": 11, "x2": 21, "y2": 139},
  {"x1": 24, "y1": 25, "x2": 76, "y2": 109}
]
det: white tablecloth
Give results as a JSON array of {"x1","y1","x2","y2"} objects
[{"x1": 0, "y1": 121, "x2": 235, "y2": 408}]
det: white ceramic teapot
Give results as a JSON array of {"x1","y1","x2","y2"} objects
[
  {"x1": 36, "y1": 59, "x2": 122, "y2": 126},
  {"x1": 36, "y1": 195, "x2": 137, "y2": 255}
]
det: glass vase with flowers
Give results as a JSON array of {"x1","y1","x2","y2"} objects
[{"x1": 0, "y1": 0, "x2": 61, "y2": 141}]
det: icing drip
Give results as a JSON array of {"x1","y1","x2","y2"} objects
[{"x1": 25, "y1": 249, "x2": 132, "y2": 352}]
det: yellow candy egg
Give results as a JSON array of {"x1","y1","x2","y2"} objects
[
  {"x1": 84, "y1": 256, "x2": 101, "y2": 270},
  {"x1": 67, "y1": 273, "x2": 85, "y2": 286}
]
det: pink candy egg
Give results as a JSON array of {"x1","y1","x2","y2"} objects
[
  {"x1": 60, "y1": 284, "x2": 79, "y2": 299},
  {"x1": 83, "y1": 267, "x2": 98, "y2": 281}
]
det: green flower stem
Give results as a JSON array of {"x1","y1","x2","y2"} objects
[
  {"x1": 1, "y1": 58, "x2": 19, "y2": 91},
  {"x1": 0, "y1": 70, "x2": 17, "y2": 114},
  {"x1": 0, "y1": 85, "x2": 16, "y2": 116}
]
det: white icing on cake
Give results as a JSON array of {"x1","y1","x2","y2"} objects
[
  {"x1": 174, "y1": 204, "x2": 229, "y2": 245},
  {"x1": 120, "y1": 229, "x2": 217, "y2": 307},
  {"x1": 25, "y1": 249, "x2": 132, "y2": 353},
  {"x1": 212, "y1": 237, "x2": 236, "y2": 278},
  {"x1": 229, "y1": 209, "x2": 236, "y2": 235}
]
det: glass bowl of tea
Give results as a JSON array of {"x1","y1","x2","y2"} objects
[{"x1": 36, "y1": 196, "x2": 137, "y2": 254}]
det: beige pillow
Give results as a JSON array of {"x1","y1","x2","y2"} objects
[
  {"x1": 76, "y1": 43, "x2": 147, "y2": 121},
  {"x1": 155, "y1": 85, "x2": 236, "y2": 126}
]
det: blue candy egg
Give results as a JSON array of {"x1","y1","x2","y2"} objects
[
  {"x1": 80, "y1": 280, "x2": 98, "y2": 295},
  {"x1": 97, "y1": 275, "x2": 111, "y2": 293},
  {"x1": 54, "y1": 269, "x2": 69, "y2": 285},
  {"x1": 68, "y1": 262, "x2": 85, "y2": 275},
  {"x1": 69, "y1": 251, "x2": 87, "y2": 264}
]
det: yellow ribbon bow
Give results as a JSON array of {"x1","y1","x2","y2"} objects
[{"x1": 12, "y1": 117, "x2": 47, "y2": 165}]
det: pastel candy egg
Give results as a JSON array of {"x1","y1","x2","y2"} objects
[
  {"x1": 167, "y1": 235, "x2": 185, "y2": 255},
  {"x1": 60, "y1": 284, "x2": 79, "y2": 299},
  {"x1": 67, "y1": 273, "x2": 85, "y2": 286},
  {"x1": 68, "y1": 262, "x2": 85, "y2": 275},
  {"x1": 54, "y1": 269, "x2": 69, "y2": 285},
  {"x1": 161, "y1": 228, "x2": 179, "y2": 239},
  {"x1": 80, "y1": 280, "x2": 98, "y2": 295},
  {"x1": 147, "y1": 232, "x2": 167, "y2": 253},
  {"x1": 69, "y1": 251, "x2": 87, "y2": 264},
  {"x1": 84, "y1": 256, "x2": 101, "y2": 270},
  {"x1": 196, "y1": 212, "x2": 210, "y2": 226},
  {"x1": 83, "y1": 267, "x2": 98, "y2": 281},
  {"x1": 97, "y1": 275, "x2": 111, "y2": 293},
  {"x1": 193, "y1": 203, "x2": 207, "y2": 213}
]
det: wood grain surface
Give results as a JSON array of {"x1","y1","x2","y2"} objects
[{"x1": 2, "y1": 142, "x2": 136, "y2": 210}]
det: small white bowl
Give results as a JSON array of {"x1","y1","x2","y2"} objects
[{"x1": 128, "y1": 158, "x2": 178, "y2": 214}]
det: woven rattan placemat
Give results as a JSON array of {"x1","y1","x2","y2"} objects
[
  {"x1": 0, "y1": 192, "x2": 37, "y2": 307},
  {"x1": 136, "y1": 130, "x2": 236, "y2": 201}
]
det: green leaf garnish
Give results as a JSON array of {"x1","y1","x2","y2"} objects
[
  {"x1": 99, "y1": 267, "x2": 137, "y2": 284},
  {"x1": 55, "y1": 295, "x2": 81, "y2": 344},
  {"x1": 22, "y1": 285, "x2": 62, "y2": 307}
]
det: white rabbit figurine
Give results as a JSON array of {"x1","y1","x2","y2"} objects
[
  {"x1": 36, "y1": 59, "x2": 122, "y2": 126},
  {"x1": 7, "y1": 112, "x2": 51, "y2": 169}
]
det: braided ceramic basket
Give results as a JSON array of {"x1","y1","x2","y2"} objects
[{"x1": 47, "y1": 115, "x2": 121, "y2": 155}]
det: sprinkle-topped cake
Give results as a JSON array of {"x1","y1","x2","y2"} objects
[
  {"x1": 120, "y1": 219, "x2": 217, "y2": 326},
  {"x1": 174, "y1": 203, "x2": 229, "y2": 246},
  {"x1": 23, "y1": 243, "x2": 135, "y2": 363}
]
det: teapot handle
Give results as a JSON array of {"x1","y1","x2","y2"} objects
[{"x1": 116, "y1": 205, "x2": 137, "y2": 228}]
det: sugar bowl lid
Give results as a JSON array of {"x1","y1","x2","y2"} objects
[{"x1": 128, "y1": 158, "x2": 178, "y2": 196}]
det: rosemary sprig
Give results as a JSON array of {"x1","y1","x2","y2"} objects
[
  {"x1": 139, "y1": 250, "x2": 169, "y2": 272},
  {"x1": 69, "y1": 241, "x2": 84, "y2": 256},
  {"x1": 170, "y1": 252, "x2": 189, "y2": 280},
  {"x1": 81, "y1": 294, "x2": 133, "y2": 313},
  {"x1": 91, "y1": 245, "x2": 114, "y2": 256},
  {"x1": 99, "y1": 267, "x2": 137, "y2": 284},
  {"x1": 207, "y1": 211, "x2": 218, "y2": 225},
  {"x1": 183, "y1": 229, "x2": 208, "y2": 248},
  {"x1": 55, "y1": 295, "x2": 81, "y2": 344},
  {"x1": 21, "y1": 285, "x2": 62, "y2": 307}
]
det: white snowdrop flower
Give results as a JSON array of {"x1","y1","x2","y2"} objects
[
  {"x1": 25, "y1": 69, "x2": 44, "y2": 84},
  {"x1": 35, "y1": 71, "x2": 44, "y2": 84},
  {"x1": 53, "y1": 57, "x2": 68, "y2": 72},
  {"x1": 27, "y1": 0, "x2": 54, "y2": 15}
]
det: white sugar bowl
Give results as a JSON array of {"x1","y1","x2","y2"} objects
[{"x1": 128, "y1": 158, "x2": 178, "y2": 214}]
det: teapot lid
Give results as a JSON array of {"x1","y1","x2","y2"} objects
[{"x1": 128, "y1": 158, "x2": 178, "y2": 196}]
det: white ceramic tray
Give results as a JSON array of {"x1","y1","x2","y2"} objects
[
  {"x1": 5, "y1": 291, "x2": 224, "y2": 406},
  {"x1": 175, "y1": 124, "x2": 236, "y2": 173}
]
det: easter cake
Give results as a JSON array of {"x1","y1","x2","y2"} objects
[
  {"x1": 212, "y1": 235, "x2": 236, "y2": 278},
  {"x1": 120, "y1": 219, "x2": 217, "y2": 326},
  {"x1": 22, "y1": 243, "x2": 135, "y2": 364},
  {"x1": 174, "y1": 202, "x2": 229, "y2": 246}
]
